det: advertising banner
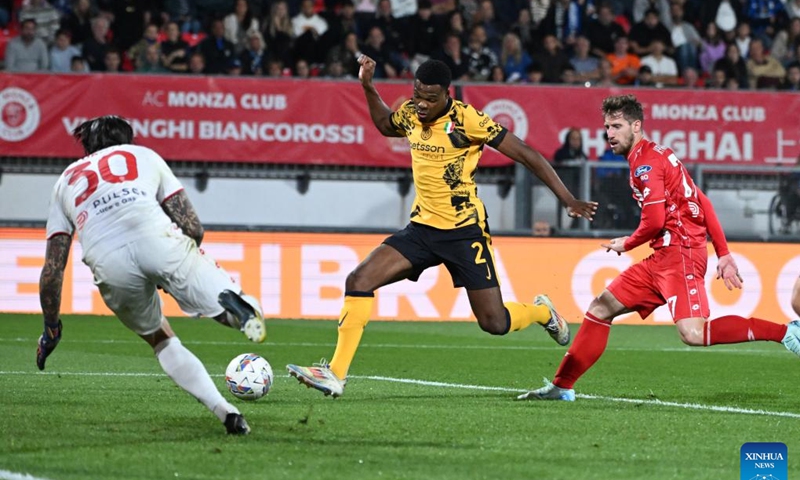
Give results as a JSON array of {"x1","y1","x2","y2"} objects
[
  {"x1": 461, "y1": 85, "x2": 800, "y2": 165},
  {"x1": 2, "y1": 228, "x2": 795, "y2": 325},
  {"x1": 4, "y1": 74, "x2": 800, "y2": 167}
]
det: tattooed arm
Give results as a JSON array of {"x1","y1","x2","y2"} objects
[
  {"x1": 37, "y1": 233, "x2": 71, "y2": 370},
  {"x1": 40, "y1": 233, "x2": 71, "y2": 323},
  {"x1": 161, "y1": 190, "x2": 204, "y2": 246}
]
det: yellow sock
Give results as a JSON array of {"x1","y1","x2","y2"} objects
[
  {"x1": 505, "y1": 301, "x2": 551, "y2": 331},
  {"x1": 329, "y1": 293, "x2": 374, "y2": 379}
]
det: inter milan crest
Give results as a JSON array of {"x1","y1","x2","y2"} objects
[{"x1": 421, "y1": 126, "x2": 432, "y2": 140}]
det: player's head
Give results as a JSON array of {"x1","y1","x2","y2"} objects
[
  {"x1": 601, "y1": 94, "x2": 644, "y2": 156},
  {"x1": 72, "y1": 116, "x2": 134, "y2": 155},
  {"x1": 413, "y1": 59, "x2": 451, "y2": 122}
]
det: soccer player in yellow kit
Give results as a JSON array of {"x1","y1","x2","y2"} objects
[{"x1": 286, "y1": 56, "x2": 598, "y2": 397}]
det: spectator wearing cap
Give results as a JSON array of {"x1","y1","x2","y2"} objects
[
  {"x1": 6, "y1": 19, "x2": 49, "y2": 72},
  {"x1": 227, "y1": 58, "x2": 242, "y2": 75},
  {"x1": 781, "y1": 62, "x2": 800, "y2": 90},
  {"x1": 50, "y1": 28, "x2": 82, "y2": 72},
  {"x1": 525, "y1": 62, "x2": 544, "y2": 84},
  {"x1": 70, "y1": 55, "x2": 88, "y2": 72},
  {"x1": 634, "y1": 65, "x2": 656, "y2": 86},
  {"x1": 640, "y1": 39, "x2": 678, "y2": 85},
  {"x1": 19, "y1": 0, "x2": 61, "y2": 44}
]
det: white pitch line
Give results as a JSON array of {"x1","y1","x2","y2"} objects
[
  {"x1": 351, "y1": 375, "x2": 800, "y2": 419},
  {"x1": 0, "y1": 470, "x2": 53, "y2": 480},
  {"x1": 0, "y1": 338, "x2": 784, "y2": 355},
  {"x1": 2, "y1": 370, "x2": 798, "y2": 419}
]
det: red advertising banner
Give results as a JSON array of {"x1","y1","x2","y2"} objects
[
  {"x1": 2, "y1": 73, "x2": 799, "y2": 166},
  {"x1": 0, "y1": 73, "x2": 464, "y2": 166},
  {"x1": 461, "y1": 85, "x2": 800, "y2": 165}
]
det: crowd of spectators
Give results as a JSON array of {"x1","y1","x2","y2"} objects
[{"x1": 2, "y1": 0, "x2": 800, "y2": 90}]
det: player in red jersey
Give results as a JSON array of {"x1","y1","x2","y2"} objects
[{"x1": 518, "y1": 94, "x2": 800, "y2": 401}]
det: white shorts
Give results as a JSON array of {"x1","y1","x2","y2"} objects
[{"x1": 89, "y1": 230, "x2": 239, "y2": 335}]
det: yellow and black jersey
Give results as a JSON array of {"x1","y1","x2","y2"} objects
[{"x1": 389, "y1": 98, "x2": 508, "y2": 230}]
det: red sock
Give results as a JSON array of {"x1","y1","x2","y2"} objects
[
  {"x1": 553, "y1": 312, "x2": 612, "y2": 389},
  {"x1": 703, "y1": 315, "x2": 788, "y2": 346}
]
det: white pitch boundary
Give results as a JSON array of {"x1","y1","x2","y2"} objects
[
  {"x1": 0, "y1": 469, "x2": 53, "y2": 480},
  {"x1": 2, "y1": 370, "x2": 798, "y2": 419},
  {"x1": 0, "y1": 338, "x2": 785, "y2": 356}
]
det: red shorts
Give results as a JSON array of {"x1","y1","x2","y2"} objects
[{"x1": 607, "y1": 246, "x2": 710, "y2": 322}]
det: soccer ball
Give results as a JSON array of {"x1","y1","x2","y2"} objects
[{"x1": 225, "y1": 353, "x2": 273, "y2": 401}]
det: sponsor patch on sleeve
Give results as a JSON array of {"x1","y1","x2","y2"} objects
[{"x1": 634, "y1": 165, "x2": 652, "y2": 177}]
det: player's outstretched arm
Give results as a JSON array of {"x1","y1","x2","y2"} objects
[
  {"x1": 161, "y1": 190, "x2": 204, "y2": 246},
  {"x1": 495, "y1": 132, "x2": 597, "y2": 220},
  {"x1": 37, "y1": 233, "x2": 71, "y2": 370},
  {"x1": 698, "y1": 189, "x2": 742, "y2": 289},
  {"x1": 358, "y1": 54, "x2": 403, "y2": 138}
]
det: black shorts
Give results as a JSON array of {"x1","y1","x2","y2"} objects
[{"x1": 383, "y1": 221, "x2": 499, "y2": 290}]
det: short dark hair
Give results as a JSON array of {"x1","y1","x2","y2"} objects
[
  {"x1": 415, "y1": 59, "x2": 452, "y2": 89},
  {"x1": 601, "y1": 94, "x2": 644, "y2": 123},
  {"x1": 72, "y1": 116, "x2": 134, "y2": 155}
]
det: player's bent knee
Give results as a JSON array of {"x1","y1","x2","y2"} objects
[
  {"x1": 678, "y1": 329, "x2": 704, "y2": 347},
  {"x1": 477, "y1": 314, "x2": 509, "y2": 336}
]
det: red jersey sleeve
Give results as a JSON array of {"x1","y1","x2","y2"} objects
[
  {"x1": 698, "y1": 189, "x2": 730, "y2": 257},
  {"x1": 623, "y1": 152, "x2": 668, "y2": 251}
]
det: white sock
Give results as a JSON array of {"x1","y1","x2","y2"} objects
[{"x1": 155, "y1": 337, "x2": 239, "y2": 422}]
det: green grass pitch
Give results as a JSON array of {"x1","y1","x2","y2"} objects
[{"x1": 1, "y1": 313, "x2": 798, "y2": 480}]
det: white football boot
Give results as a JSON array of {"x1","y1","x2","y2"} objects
[
  {"x1": 517, "y1": 378, "x2": 576, "y2": 401},
  {"x1": 286, "y1": 360, "x2": 345, "y2": 397},
  {"x1": 535, "y1": 294, "x2": 571, "y2": 346}
]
